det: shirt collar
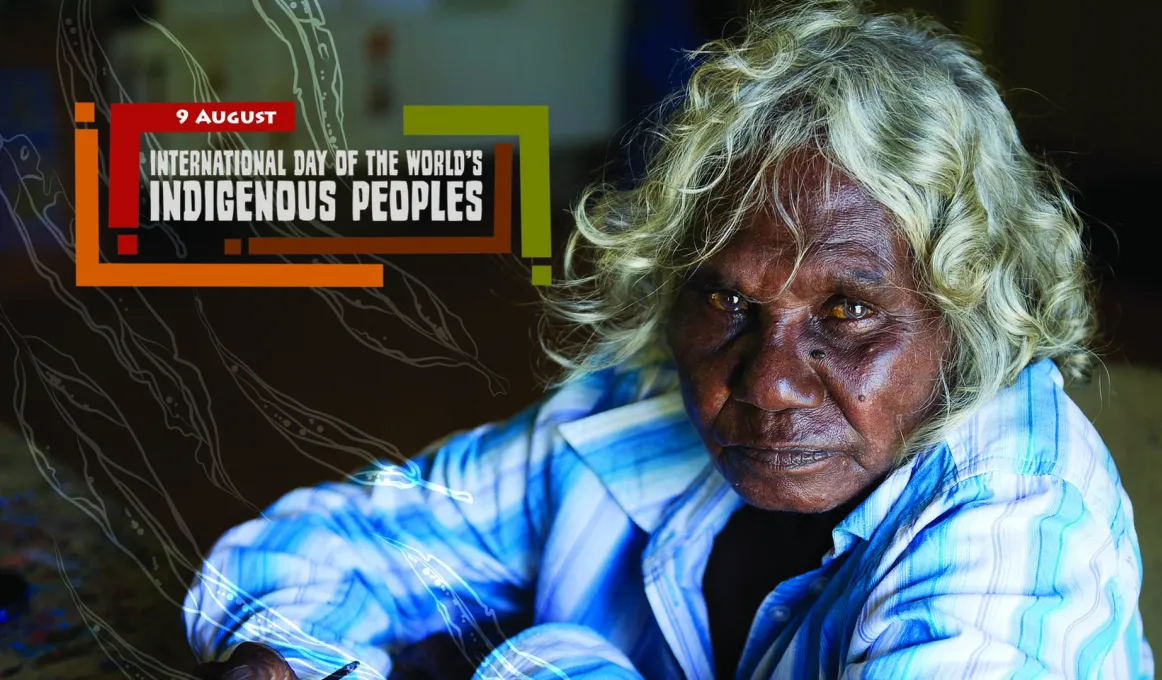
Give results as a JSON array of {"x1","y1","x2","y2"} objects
[
  {"x1": 556, "y1": 391, "x2": 717, "y2": 534},
  {"x1": 826, "y1": 456, "x2": 921, "y2": 558}
]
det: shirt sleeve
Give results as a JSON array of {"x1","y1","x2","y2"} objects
[
  {"x1": 472, "y1": 623, "x2": 645, "y2": 680},
  {"x1": 845, "y1": 471, "x2": 1144, "y2": 679},
  {"x1": 183, "y1": 402, "x2": 558, "y2": 680}
]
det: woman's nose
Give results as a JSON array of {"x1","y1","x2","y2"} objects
[{"x1": 733, "y1": 336, "x2": 825, "y2": 411}]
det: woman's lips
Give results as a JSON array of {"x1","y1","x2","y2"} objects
[{"x1": 724, "y1": 446, "x2": 840, "y2": 470}]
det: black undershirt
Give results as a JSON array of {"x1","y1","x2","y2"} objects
[{"x1": 702, "y1": 505, "x2": 850, "y2": 679}]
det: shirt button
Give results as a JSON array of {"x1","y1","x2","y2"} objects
[
  {"x1": 809, "y1": 577, "x2": 829, "y2": 594},
  {"x1": 769, "y1": 605, "x2": 791, "y2": 622}
]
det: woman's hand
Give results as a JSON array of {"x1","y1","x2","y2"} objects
[{"x1": 193, "y1": 641, "x2": 300, "y2": 680}]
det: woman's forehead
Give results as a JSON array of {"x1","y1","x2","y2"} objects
[
  {"x1": 689, "y1": 167, "x2": 917, "y2": 299},
  {"x1": 726, "y1": 173, "x2": 901, "y2": 264}
]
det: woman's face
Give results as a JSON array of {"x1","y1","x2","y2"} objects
[{"x1": 668, "y1": 168, "x2": 949, "y2": 513}]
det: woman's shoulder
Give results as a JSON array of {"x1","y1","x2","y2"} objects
[
  {"x1": 847, "y1": 359, "x2": 1140, "y2": 581},
  {"x1": 932, "y1": 358, "x2": 1130, "y2": 531}
]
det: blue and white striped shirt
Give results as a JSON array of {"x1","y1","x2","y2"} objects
[{"x1": 184, "y1": 357, "x2": 1152, "y2": 679}]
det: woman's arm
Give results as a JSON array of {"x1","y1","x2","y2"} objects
[
  {"x1": 183, "y1": 403, "x2": 558, "y2": 680},
  {"x1": 846, "y1": 471, "x2": 1146, "y2": 679}
]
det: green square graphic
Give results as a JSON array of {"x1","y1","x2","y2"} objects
[
  {"x1": 531, "y1": 265, "x2": 552, "y2": 287},
  {"x1": 404, "y1": 105, "x2": 551, "y2": 285}
]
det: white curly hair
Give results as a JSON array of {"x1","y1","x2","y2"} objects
[{"x1": 541, "y1": 0, "x2": 1097, "y2": 459}]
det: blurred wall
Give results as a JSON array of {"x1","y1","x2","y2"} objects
[
  {"x1": 108, "y1": 0, "x2": 627, "y2": 151},
  {"x1": 873, "y1": 0, "x2": 1162, "y2": 290}
]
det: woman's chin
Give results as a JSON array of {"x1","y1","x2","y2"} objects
[{"x1": 716, "y1": 451, "x2": 859, "y2": 514}]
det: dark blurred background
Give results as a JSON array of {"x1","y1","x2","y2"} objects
[{"x1": 0, "y1": 0, "x2": 1160, "y2": 673}]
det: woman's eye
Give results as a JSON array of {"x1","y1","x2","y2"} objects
[
  {"x1": 826, "y1": 298, "x2": 874, "y2": 320},
  {"x1": 708, "y1": 291, "x2": 749, "y2": 313}
]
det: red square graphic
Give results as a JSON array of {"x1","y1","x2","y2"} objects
[{"x1": 117, "y1": 234, "x2": 138, "y2": 255}]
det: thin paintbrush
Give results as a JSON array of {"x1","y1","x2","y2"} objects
[{"x1": 320, "y1": 660, "x2": 360, "y2": 679}]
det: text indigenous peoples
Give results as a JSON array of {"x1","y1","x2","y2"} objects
[{"x1": 146, "y1": 148, "x2": 486, "y2": 223}]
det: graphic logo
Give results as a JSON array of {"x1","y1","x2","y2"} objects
[{"x1": 73, "y1": 101, "x2": 551, "y2": 287}]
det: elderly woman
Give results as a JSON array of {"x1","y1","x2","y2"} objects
[{"x1": 186, "y1": 1, "x2": 1151, "y2": 678}]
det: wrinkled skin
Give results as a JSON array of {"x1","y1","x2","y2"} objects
[{"x1": 668, "y1": 164, "x2": 950, "y2": 513}]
